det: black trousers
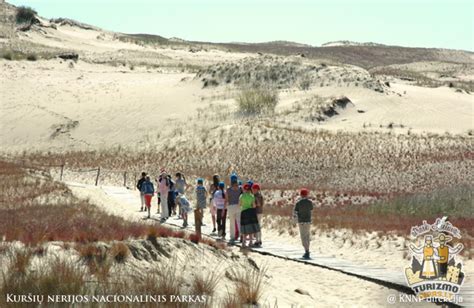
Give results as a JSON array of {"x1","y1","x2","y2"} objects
[
  {"x1": 168, "y1": 194, "x2": 176, "y2": 216},
  {"x1": 217, "y1": 209, "x2": 227, "y2": 237}
]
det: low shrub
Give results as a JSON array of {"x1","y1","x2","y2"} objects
[
  {"x1": 26, "y1": 54, "x2": 37, "y2": 61},
  {"x1": 2, "y1": 52, "x2": 13, "y2": 60},
  {"x1": 15, "y1": 6, "x2": 37, "y2": 24},
  {"x1": 236, "y1": 87, "x2": 278, "y2": 114}
]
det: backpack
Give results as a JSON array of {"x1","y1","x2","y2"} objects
[{"x1": 143, "y1": 181, "x2": 154, "y2": 194}]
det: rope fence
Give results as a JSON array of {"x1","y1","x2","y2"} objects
[{"x1": 4, "y1": 158, "x2": 142, "y2": 188}]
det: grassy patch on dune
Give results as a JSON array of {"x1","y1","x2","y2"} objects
[{"x1": 0, "y1": 160, "x2": 224, "y2": 249}]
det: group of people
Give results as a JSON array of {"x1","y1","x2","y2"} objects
[
  {"x1": 137, "y1": 170, "x2": 314, "y2": 258},
  {"x1": 200, "y1": 173, "x2": 264, "y2": 248},
  {"x1": 136, "y1": 170, "x2": 190, "y2": 225}
]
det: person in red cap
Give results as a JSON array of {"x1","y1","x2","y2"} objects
[
  {"x1": 252, "y1": 183, "x2": 264, "y2": 247},
  {"x1": 294, "y1": 188, "x2": 314, "y2": 259}
]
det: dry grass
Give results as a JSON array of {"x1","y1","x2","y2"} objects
[
  {"x1": 1, "y1": 240, "x2": 242, "y2": 306},
  {"x1": 135, "y1": 260, "x2": 183, "y2": 299},
  {"x1": 9, "y1": 248, "x2": 32, "y2": 275},
  {"x1": 190, "y1": 270, "x2": 221, "y2": 296},
  {"x1": 76, "y1": 243, "x2": 110, "y2": 280},
  {"x1": 237, "y1": 87, "x2": 279, "y2": 114},
  {"x1": 110, "y1": 242, "x2": 130, "y2": 263},
  {"x1": 19, "y1": 122, "x2": 473, "y2": 196},
  {"x1": 225, "y1": 266, "x2": 267, "y2": 306},
  {"x1": 221, "y1": 289, "x2": 241, "y2": 308},
  {"x1": 1, "y1": 256, "x2": 86, "y2": 298}
]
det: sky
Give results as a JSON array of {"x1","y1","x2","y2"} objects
[{"x1": 7, "y1": 0, "x2": 474, "y2": 51}]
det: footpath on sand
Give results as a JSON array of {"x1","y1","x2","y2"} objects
[{"x1": 68, "y1": 183, "x2": 473, "y2": 307}]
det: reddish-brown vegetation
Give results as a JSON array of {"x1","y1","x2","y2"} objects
[{"x1": 0, "y1": 161, "x2": 224, "y2": 250}]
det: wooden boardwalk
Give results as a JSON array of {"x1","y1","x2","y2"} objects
[{"x1": 98, "y1": 185, "x2": 472, "y2": 307}]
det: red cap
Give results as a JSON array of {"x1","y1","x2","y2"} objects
[
  {"x1": 243, "y1": 183, "x2": 251, "y2": 190},
  {"x1": 252, "y1": 183, "x2": 261, "y2": 190},
  {"x1": 300, "y1": 188, "x2": 309, "y2": 197}
]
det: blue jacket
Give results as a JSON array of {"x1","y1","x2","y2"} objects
[{"x1": 141, "y1": 181, "x2": 155, "y2": 195}]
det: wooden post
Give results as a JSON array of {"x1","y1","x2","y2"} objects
[
  {"x1": 95, "y1": 167, "x2": 101, "y2": 186},
  {"x1": 194, "y1": 209, "x2": 202, "y2": 240},
  {"x1": 123, "y1": 172, "x2": 127, "y2": 187},
  {"x1": 60, "y1": 164, "x2": 64, "y2": 181}
]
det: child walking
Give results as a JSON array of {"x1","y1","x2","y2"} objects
[
  {"x1": 175, "y1": 172, "x2": 187, "y2": 194},
  {"x1": 176, "y1": 193, "x2": 192, "y2": 228},
  {"x1": 195, "y1": 178, "x2": 207, "y2": 226},
  {"x1": 214, "y1": 181, "x2": 227, "y2": 239},
  {"x1": 141, "y1": 176, "x2": 155, "y2": 219},
  {"x1": 294, "y1": 188, "x2": 314, "y2": 259},
  {"x1": 252, "y1": 183, "x2": 264, "y2": 247},
  {"x1": 239, "y1": 183, "x2": 259, "y2": 248}
]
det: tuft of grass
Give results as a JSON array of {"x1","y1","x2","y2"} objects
[
  {"x1": 191, "y1": 270, "x2": 221, "y2": 296},
  {"x1": 40, "y1": 258, "x2": 87, "y2": 295},
  {"x1": 136, "y1": 260, "x2": 183, "y2": 298},
  {"x1": 76, "y1": 243, "x2": 109, "y2": 279},
  {"x1": 237, "y1": 87, "x2": 279, "y2": 115},
  {"x1": 221, "y1": 288, "x2": 241, "y2": 308},
  {"x1": 226, "y1": 266, "x2": 267, "y2": 305}
]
